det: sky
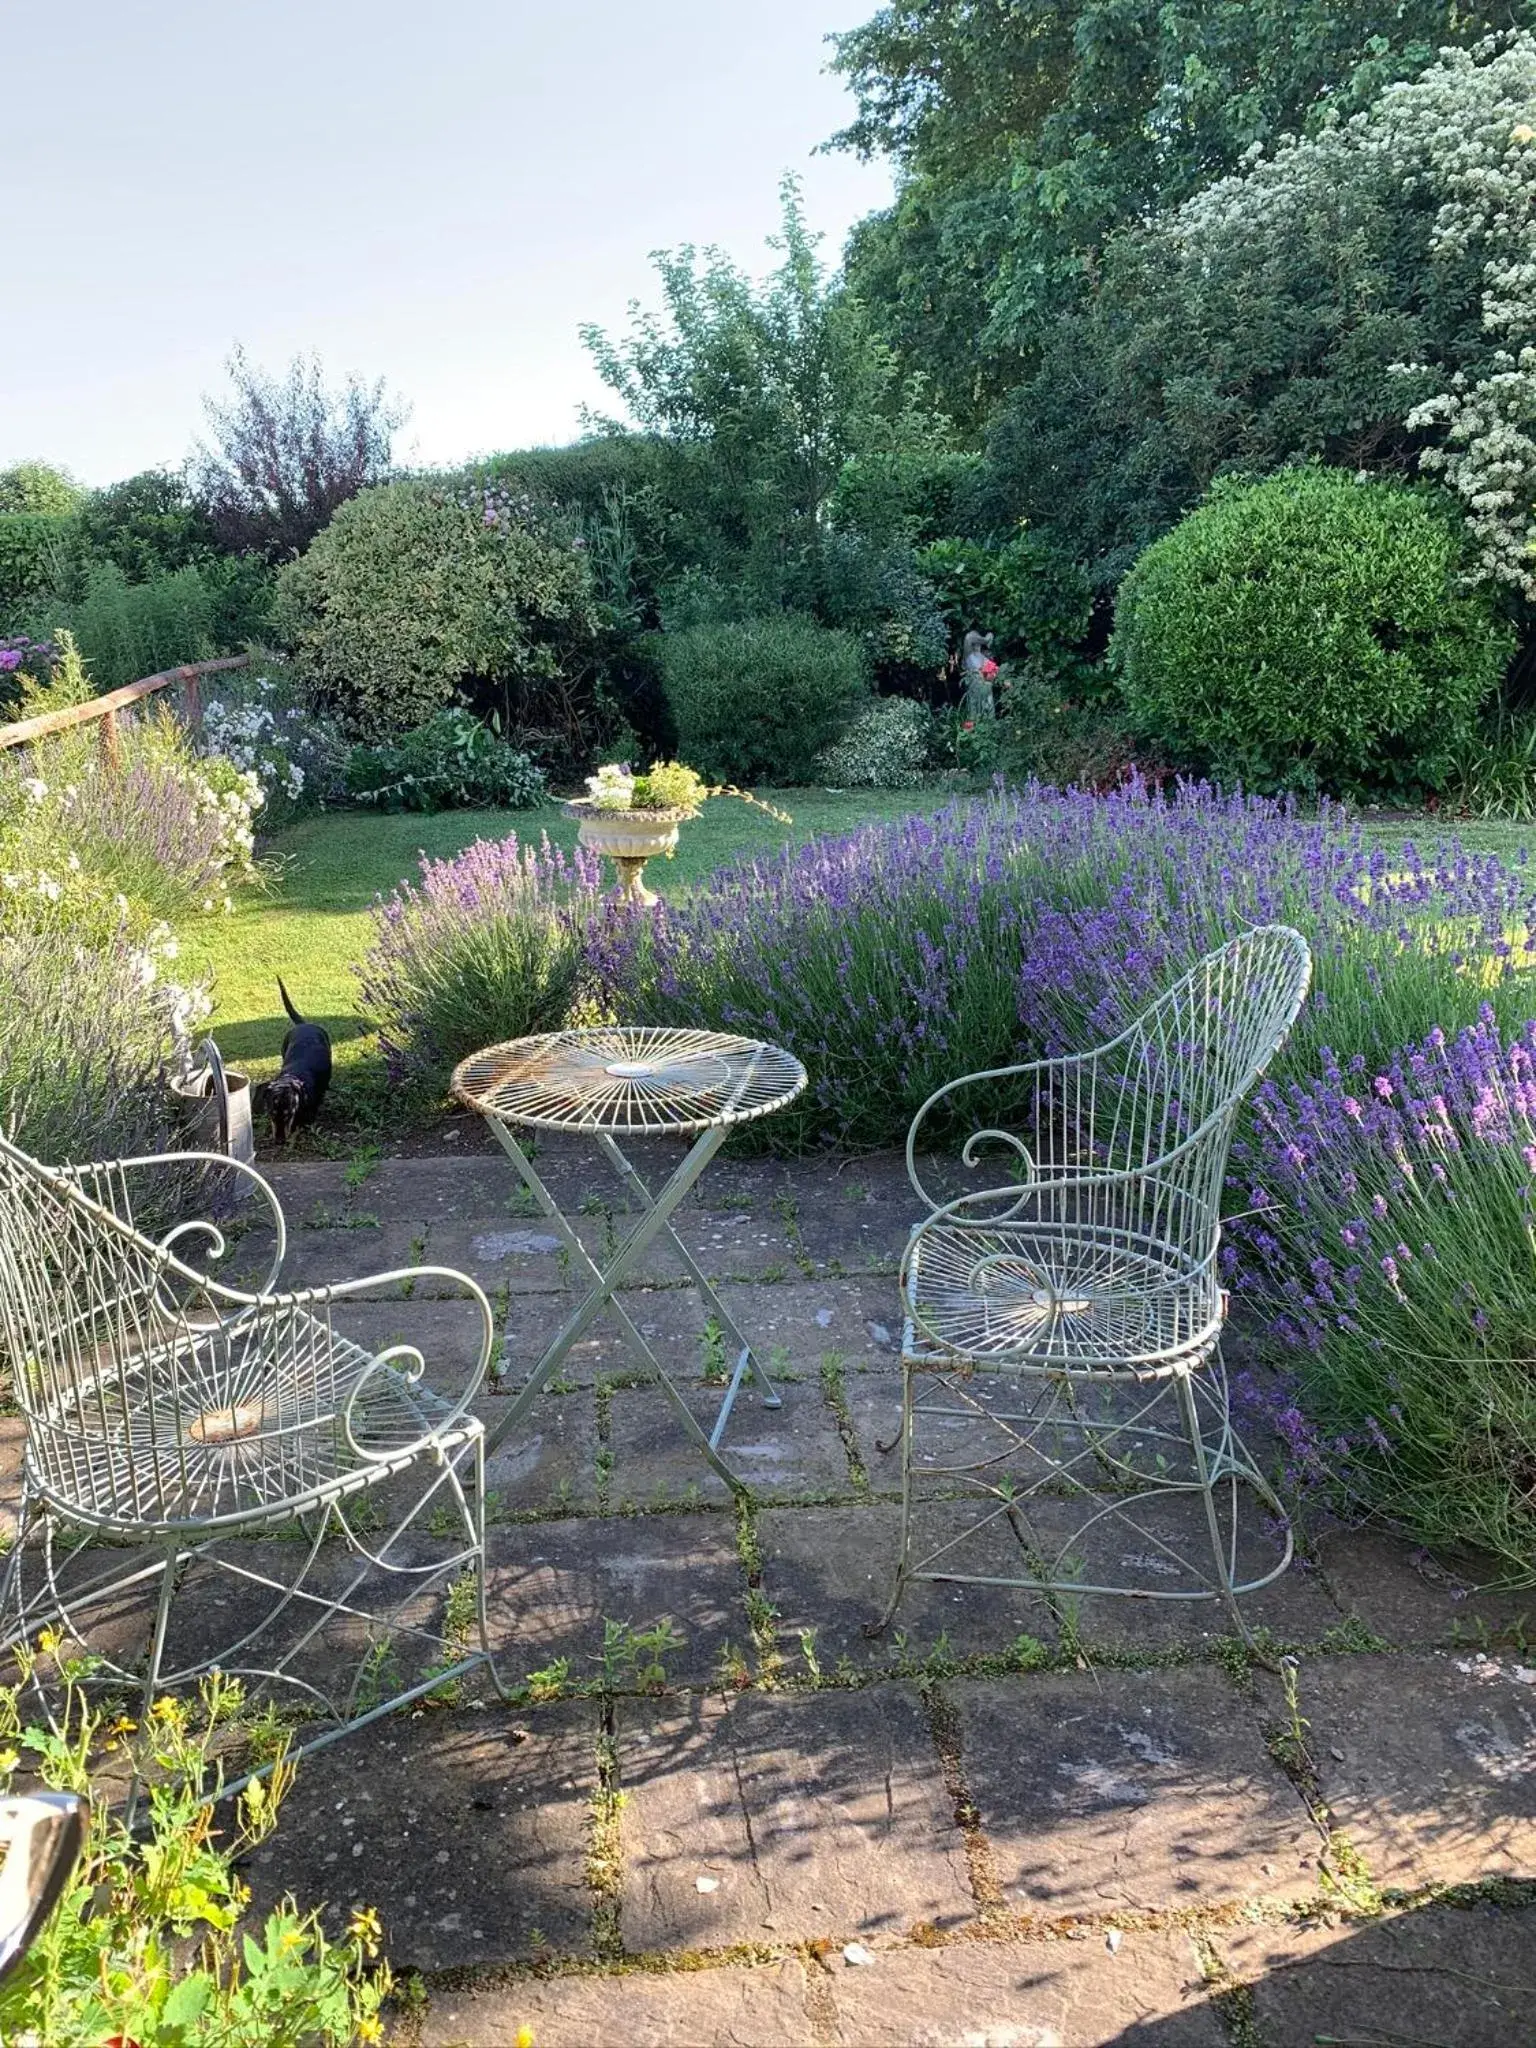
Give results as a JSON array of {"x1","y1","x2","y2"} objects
[{"x1": 1, "y1": 1, "x2": 893, "y2": 487}]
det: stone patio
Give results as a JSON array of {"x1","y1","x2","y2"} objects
[{"x1": 19, "y1": 1141, "x2": 1536, "y2": 2044}]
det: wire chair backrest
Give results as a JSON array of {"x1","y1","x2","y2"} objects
[
  {"x1": 1034, "y1": 925, "x2": 1312, "y2": 1256},
  {"x1": 0, "y1": 1133, "x2": 243, "y2": 1524},
  {"x1": 932, "y1": 925, "x2": 1311, "y2": 1276}
]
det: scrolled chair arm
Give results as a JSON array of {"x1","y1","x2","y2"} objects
[
  {"x1": 905, "y1": 1052, "x2": 1104, "y2": 1213},
  {"x1": 51, "y1": 1149, "x2": 288, "y2": 1299},
  {"x1": 311, "y1": 1268, "x2": 496, "y2": 1463}
]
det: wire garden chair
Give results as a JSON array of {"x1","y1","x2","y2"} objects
[
  {"x1": 0, "y1": 1136, "x2": 505, "y2": 1798},
  {"x1": 876, "y1": 925, "x2": 1313, "y2": 1643}
]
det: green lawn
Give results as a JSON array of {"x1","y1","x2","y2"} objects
[{"x1": 183, "y1": 787, "x2": 958, "y2": 1083}]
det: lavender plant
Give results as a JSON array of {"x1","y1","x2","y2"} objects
[
  {"x1": 358, "y1": 831, "x2": 601, "y2": 1087},
  {"x1": 1232, "y1": 1011, "x2": 1536, "y2": 1579},
  {"x1": 591, "y1": 778, "x2": 1536, "y2": 1151},
  {"x1": 0, "y1": 711, "x2": 262, "y2": 926},
  {"x1": 0, "y1": 915, "x2": 200, "y2": 1161}
]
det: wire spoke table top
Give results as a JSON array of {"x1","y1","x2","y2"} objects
[
  {"x1": 452, "y1": 1027, "x2": 806, "y2": 1136},
  {"x1": 453, "y1": 1027, "x2": 807, "y2": 1490}
]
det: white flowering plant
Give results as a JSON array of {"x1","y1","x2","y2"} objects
[{"x1": 199, "y1": 658, "x2": 349, "y2": 827}]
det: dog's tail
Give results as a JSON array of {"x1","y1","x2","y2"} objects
[{"x1": 276, "y1": 977, "x2": 305, "y2": 1026}]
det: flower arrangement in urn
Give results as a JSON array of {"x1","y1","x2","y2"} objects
[{"x1": 567, "y1": 760, "x2": 789, "y2": 906}]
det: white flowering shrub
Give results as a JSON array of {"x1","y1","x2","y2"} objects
[
  {"x1": 199, "y1": 661, "x2": 349, "y2": 827},
  {"x1": 1171, "y1": 32, "x2": 1536, "y2": 594},
  {"x1": 815, "y1": 697, "x2": 934, "y2": 788}
]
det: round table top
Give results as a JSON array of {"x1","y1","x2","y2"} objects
[{"x1": 451, "y1": 1026, "x2": 807, "y2": 1137}]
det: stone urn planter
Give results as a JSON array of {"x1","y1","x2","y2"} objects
[{"x1": 566, "y1": 801, "x2": 696, "y2": 908}]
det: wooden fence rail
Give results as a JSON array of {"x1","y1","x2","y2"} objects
[{"x1": 0, "y1": 654, "x2": 251, "y2": 764}]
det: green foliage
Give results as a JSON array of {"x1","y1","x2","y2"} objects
[
  {"x1": 1111, "y1": 469, "x2": 1513, "y2": 796},
  {"x1": 77, "y1": 468, "x2": 220, "y2": 581},
  {"x1": 276, "y1": 477, "x2": 599, "y2": 740},
  {"x1": 993, "y1": 668, "x2": 1145, "y2": 792},
  {"x1": 630, "y1": 759, "x2": 705, "y2": 811},
  {"x1": 984, "y1": 34, "x2": 1536, "y2": 588},
  {"x1": 0, "y1": 1663, "x2": 390, "y2": 2047},
  {"x1": 919, "y1": 531, "x2": 1092, "y2": 670},
  {"x1": 40, "y1": 560, "x2": 216, "y2": 690},
  {"x1": 0, "y1": 461, "x2": 82, "y2": 517},
  {"x1": 830, "y1": 0, "x2": 1522, "y2": 417},
  {"x1": 0, "y1": 513, "x2": 77, "y2": 622},
  {"x1": 815, "y1": 695, "x2": 934, "y2": 787},
  {"x1": 661, "y1": 615, "x2": 871, "y2": 783},
  {"x1": 345, "y1": 707, "x2": 549, "y2": 812},
  {"x1": 1447, "y1": 708, "x2": 1536, "y2": 822},
  {"x1": 798, "y1": 531, "x2": 948, "y2": 690},
  {"x1": 582, "y1": 176, "x2": 949, "y2": 609},
  {"x1": 827, "y1": 447, "x2": 984, "y2": 548}
]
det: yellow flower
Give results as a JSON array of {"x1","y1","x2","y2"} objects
[
  {"x1": 357, "y1": 2021, "x2": 384, "y2": 2045},
  {"x1": 37, "y1": 1628, "x2": 60, "y2": 1657},
  {"x1": 0, "y1": 1749, "x2": 18, "y2": 1776},
  {"x1": 1514, "y1": 124, "x2": 1535, "y2": 144},
  {"x1": 516, "y1": 2030, "x2": 535, "y2": 2048},
  {"x1": 347, "y1": 1905, "x2": 383, "y2": 1958}
]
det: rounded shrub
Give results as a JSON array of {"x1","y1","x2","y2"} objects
[
  {"x1": 661, "y1": 615, "x2": 870, "y2": 784},
  {"x1": 275, "y1": 478, "x2": 598, "y2": 737},
  {"x1": 1110, "y1": 469, "x2": 1514, "y2": 796}
]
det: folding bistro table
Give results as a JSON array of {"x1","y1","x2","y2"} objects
[{"x1": 451, "y1": 1026, "x2": 807, "y2": 1492}]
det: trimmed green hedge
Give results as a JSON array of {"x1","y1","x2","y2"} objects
[
  {"x1": 662, "y1": 615, "x2": 870, "y2": 783},
  {"x1": 1110, "y1": 468, "x2": 1514, "y2": 796}
]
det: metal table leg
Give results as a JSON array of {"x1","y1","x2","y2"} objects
[
  {"x1": 593, "y1": 1133, "x2": 782, "y2": 1450},
  {"x1": 479, "y1": 1119, "x2": 751, "y2": 1491}
]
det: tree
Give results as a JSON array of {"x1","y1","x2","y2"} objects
[
  {"x1": 982, "y1": 34, "x2": 1536, "y2": 593},
  {"x1": 0, "y1": 462, "x2": 82, "y2": 517},
  {"x1": 829, "y1": 1, "x2": 1531, "y2": 410},
  {"x1": 77, "y1": 470, "x2": 219, "y2": 582},
  {"x1": 580, "y1": 177, "x2": 947, "y2": 602},
  {"x1": 190, "y1": 347, "x2": 409, "y2": 561}
]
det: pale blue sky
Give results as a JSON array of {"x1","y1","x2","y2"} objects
[{"x1": 2, "y1": 1, "x2": 892, "y2": 486}]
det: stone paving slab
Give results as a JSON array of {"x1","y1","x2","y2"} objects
[
  {"x1": 713, "y1": 1275, "x2": 906, "y2": 1378},
  {"x1": 788, "y1": 1198, "x2": 911, "y2": 1274},
  {"x1": 244, "y1": 1704, "x2": 597, "y2": 1970},
  {"x1": 756, "y1": 1501, "x2": 1058, "y2": 1674},
  {"x1": 481, "y1": 1390, "x2": 599, "y2": 1513},
  {"x1": 1018, "y1": 1491, "x2": 1341, "y2": 1654},
  {"x1": 1315, "y1": 1526, "x2": 1536, "y2": 1647},
  {"x1": 1216, "y1": 1902, "x2": 1536, "y2": 2048},
  {"x1": 497, "y1": 1284, "x2": 708, "y2": 1393},
  {"x1": 955, "y1": 1669, "x2": 1320, "y2": 1915},
  {"x1": 1264, "y1": 1651, "x2": 1536, "y2": 1888},
  {"x1": 822, "y1": 1929, "x2": 1224, "y2": 2047},
  {"x1": 486, "y1": 1512, "x2": 746, "y2": 1690},
  {"x1": 326, "y1": 1297, "x2": 498, "y2": 1402},
  {"x1": 617, "y1": 1685, "x2": 973, "y2": 1951},
  {"x1": 418, "y1": 1958, "x2": 813, "y2": 2047},
  {"x1": 606, "y1": 1377, "x2": 853, "y2": 1511}
]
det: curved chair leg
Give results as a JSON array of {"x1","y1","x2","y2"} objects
[
  {"x1": 867, "y1": 1365, "x2": 917, "y2": 1637},
  {"x1": 1173, "y1": 1359, "x2": 1282, "y2": 1666}
]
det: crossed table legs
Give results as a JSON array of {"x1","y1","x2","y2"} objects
[{"x1": 478, "y1": 1117, "x2": 782, "y2": 1492}]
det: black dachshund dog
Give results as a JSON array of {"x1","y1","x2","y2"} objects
[{"x1": 256, "y1": 979, "x2": 332, "y2": 1147}]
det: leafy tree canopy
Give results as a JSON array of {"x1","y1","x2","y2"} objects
[{"x1": 828, "y1": 1, "x2": 1530, "y2": 413}]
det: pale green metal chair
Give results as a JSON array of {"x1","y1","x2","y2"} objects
[
  {"x1": 875, "y1": 925, "x2": 1312, "y2": 1642},
  {"x1": 0, "y1": 1136, "x2": 505, "y2": 1795}
]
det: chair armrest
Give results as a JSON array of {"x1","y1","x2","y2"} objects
[
  {"x1": 293, "y1": 1268, "x2": 496, "y2": 1461},
  {"x1": 905, "y1": 1053, "x2": 1104, "y2": 1212},
  {"x1": 52, "y1": 1150, "x2": 288, "y2": 1297}
]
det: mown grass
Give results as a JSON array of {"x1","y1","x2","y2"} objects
[{"x1": 182, "y1": 787, "x2": 958, "y2": 1086}]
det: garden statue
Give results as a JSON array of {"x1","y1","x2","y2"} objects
[{"x1": 962, "y1": 630, "x2": 998, "y2": 721}]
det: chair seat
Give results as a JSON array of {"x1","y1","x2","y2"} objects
[
  {"x1": 904, "y1": 1218, "x2": 1222, "y2": 1373},
  {"x1": 25, "y1": 1307, "x2": 475, "y2": 1532}
]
